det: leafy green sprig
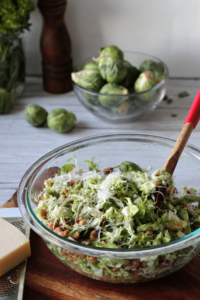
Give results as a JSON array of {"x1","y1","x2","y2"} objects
[{"x1": 0, "y1": 0, "x2": 35, "y2": 34}]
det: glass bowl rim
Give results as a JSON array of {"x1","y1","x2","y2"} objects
[
  {"x1": 72, "y1": 51, "x2": 169, "y2": 97},
  {"x1": 17, "y1": 133, "x2": 200, "y2": 258}
]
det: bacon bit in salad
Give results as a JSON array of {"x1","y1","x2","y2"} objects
[
  {"x1": 62, "y1": 188, "x2": 68, "y2": 195},
  {"x1": 79, "y1": 220, "x2": 87, "y2": 226},
  {"x1": 100, "y1": 219, "x2": 108, "y2": 227},
  {"x1": 48, "y1": 220, "x2": 58, "y2": 230},
  {"x1": 73, "y1": 232, "x2": 80, "y2": 240},
  {"x1": 76, "y1": 217, "x2": 83, "y2": 223},
  {"x1": 67, "y1": 179, "x2": 74, "y2": 186},
  {"x1": 68, "y1": 256, "x2": 79, "y2": 263},
  {"x1": 141, "y1": 261, "x2": 147, "y2": 268},
  {"x1": 40, "y1": 209, "x2": 48, "y2": 219},
  {"x1": 54, "y1": 227, "x2": 63, "y2": 234},
  {"x1": 86, "y1": 242, "x2": 92, "y2": 246},
  {"x1": 101, "y1": 241, "x2": 107, "y2": 246},
  {"x1": 124, "y1": 260, "x2": 132, "y2": 266},
  {"x1": 38, "y1": 195, "x2": 44, "y2": 201},
  {"x1": 59, "y1": 230, "x2": 69, "y2": 237},
  {"x1": 103, "y1": 167, "x2": 113, "y2": 175},
  {"x1": 86, "y1": 256, "x2": 99, "y2": 263},
  {"x1": 75, "y1": 253, "x2": 85, "y2": 259},
  {"x1": 61, "y1": 249, "x2": 68, "y2": 256},
  {"x1": 132, "y1": 260, "x2": 140, "y2": 269},
  {"x1": 146, "y1": 230, "x2": 154, "y2": 236},
  {"x1": 90, "y1": 230, "x2": 98, "y2": 241}
]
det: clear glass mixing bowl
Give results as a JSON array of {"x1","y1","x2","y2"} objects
[
  {"x1": 18, "y1": 134, "x2": 200, "y2": 283},
  {"x1": 73, "y1": 52, "x2": 169, "y2": 123}
]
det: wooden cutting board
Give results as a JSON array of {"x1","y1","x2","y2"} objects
[{"x1": 2, "y1": 192, "x2": 200, "y2": 300}]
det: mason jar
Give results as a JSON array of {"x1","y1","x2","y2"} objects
[{"x1": 0, "y1": 30, "x2": 25, "y2": 113}]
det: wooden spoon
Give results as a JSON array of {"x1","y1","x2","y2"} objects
[{"x1": 156, "y1": 89, "x2": 200, "y2": 208}]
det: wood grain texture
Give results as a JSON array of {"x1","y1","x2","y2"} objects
[
  {"x1": 38, "y1": 0, "x2": 73, "y2": 94},
  {"x1": 0, "y1": 191, "x2": 18, "y2": 208},
  {"x1": 23, "y1": 230, "x2": 200, "y2": 300},
  {"x1": 2, "y1": 186, "x2": 200, "y2": 299},
  {"x1": 163, "y1": 123, "x2": 194, "y2": 175}
]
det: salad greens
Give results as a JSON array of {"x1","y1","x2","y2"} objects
[
  {"x1": 36, "y1": 158, "x2": 200, "y2": 283},
  {"x1": 0, "y1": 0, "x2": 35, "y2": 34},
  {"x1": 36, "y1": 158, "x2": 200, "y2": 249}
]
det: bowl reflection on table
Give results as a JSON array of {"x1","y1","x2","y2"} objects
[
  {"x1": 73, "y1": 52, "x2": 169, "y2": 123},
  {"x1": 18, "y1": 134, "x2": 200, "y2": 283}
]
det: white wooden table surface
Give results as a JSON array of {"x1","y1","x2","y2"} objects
[{"x1": 1, "y1": 77, "x2": 200, "y2": 207}]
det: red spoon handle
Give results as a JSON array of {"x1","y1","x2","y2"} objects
[
  {"x1": 163, "y1": 89, "x2": 200, "y2": 175},
  {"x1": 156, "y1": 89, "x2": 200, "y2": 208},
  {"x1": 184, "y1": 89, "x2": 200, "y2": 128}
]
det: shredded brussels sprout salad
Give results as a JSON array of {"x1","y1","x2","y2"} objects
[{"x1": 36, "y1": 157, "x2": 200, "y2": 250}]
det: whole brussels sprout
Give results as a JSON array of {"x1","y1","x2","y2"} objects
[
  {"x1": 111, "y1": 100, "x2": 137, "y2": 116},
  {"x1": 24, "y1": 104, "x2": 47, "y2": 127},
  {"x1": 72, "y1": 69, "x2": 103, "y2": 106},
  {"x1": 134, "y1": 71, "x2": 157, "y2": 101},
  {"x1": 71, "y1": 70, "x2": 104, "y2": 92},
  {"x1": 121, "y1": 61, "x2": 139, "y2": 88},
  {"x1": 85, "y1": 94, "x2": 100, "y2": 106},
  {"x1": 98, "y1": 45, "x2": 124, "y2": 61},
  {"x1": 47, "y1": 108, "x2": 76, "y2": 133},
  {"x1": 139, "y1": 60, "x2": 165, "y2": 83},
  {"x1": 98, "y1": 57, "x2": 127, "y2": 84},
  {"x1": 119, "y1": 161, "x2": 142, "y2": 173},
  {"x1": 99, "y1": 83, "x2": 128, "y2": 107},
  {"x1": 83, "y1": 61, "x2": 99, "y2": 72},
  {"x1": 0, "y1": 88, "x2": 12, "y2": 114}
]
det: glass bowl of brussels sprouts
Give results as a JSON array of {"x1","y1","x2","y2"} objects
[
  {"x1": 18, "y1": 133, "x2": 200, "y2": 284},
  {"x1": 72, "y1": 46, "x2": 169, "y2": 123}
]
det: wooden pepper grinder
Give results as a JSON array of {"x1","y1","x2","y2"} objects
[{"x1": 38, "y1": 0, "x2": 73, "y2": 94}]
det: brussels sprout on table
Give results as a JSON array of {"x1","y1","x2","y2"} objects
[
  {"x1": 139, "y1": 60, "x2": 165, "y2": 83},
  {"x1": 121, "y1": 61, "x2": 139, "y2": 88},
  {"x1": 47, "y1": 108, "x2": 76, "y2": 133},
  {"x1": 0, "y1": 88, "x2": 12, "y2": 114},
  {"x1": 99, "y1": 83, "x2": 128, "y2": 108},
  {"x1": 71, "y1": 70, "x2": 104, "y2": 92},
  {"x1": 97, "y1": 45, "x2": 124, "y2": 61},
  {"x1": 83, "y1": 61, "x2": 99, "y2": 72},
  {"x1": 134, "y1": 71, "x2": 157, "y2": 101},
  {"x1": 24, "y1": 104, "x2": 47, "y2": 127},
  {"x1": 98, "y1": 57, "x2": 127, "y2": 84}
]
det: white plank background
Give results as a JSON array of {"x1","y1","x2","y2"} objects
[
  {"x1": 1, "y1": 77, "x2": 200, "y2": 206},
  {"x1": 25, "y1": 0, "x2": 200, "y2": 77}
]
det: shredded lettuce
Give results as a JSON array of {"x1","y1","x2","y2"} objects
[{"x1": 36, "y1": 158, "x2": 200, "y2": 252}]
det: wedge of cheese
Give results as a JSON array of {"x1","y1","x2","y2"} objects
[{"x1": 0, "y1": 218, "x2": 31, "y2": 277}]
